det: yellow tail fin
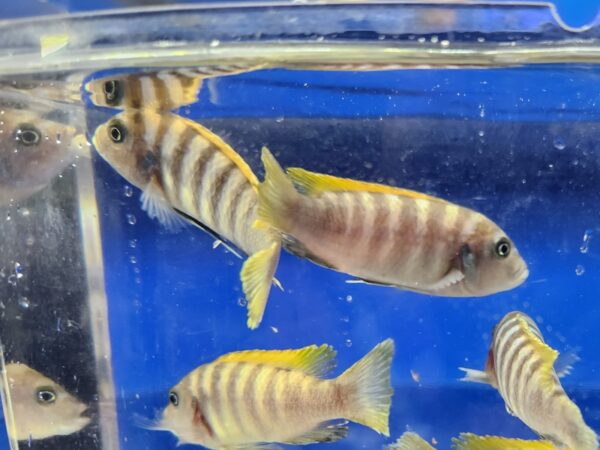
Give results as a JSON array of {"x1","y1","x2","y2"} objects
[
  {"x1": 240, "y1": 240, "x2": 281, "y2": 329},
  {"x1": 338, "y1": 338, "x2": 395, "y2": 436},
  {"x1": 257, "y1": 147, "x2": 298, "y2": 232},
  {"x1": 386, "y1": 432, "x2": 436, "y2": 450}
]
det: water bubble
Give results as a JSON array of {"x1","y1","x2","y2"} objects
[
  {"x1": 129, "y1": 256, "x2": 137, "y2": 264},
  {"x1": 18, "y1": 297, "x2": 30, "y2": 309},
  {"x1": 345, "y1": 338, "x2": 352, "y2": 347},
  {"x1": 270, "y1": 326, "x2": 279, "y2": 334},
  {"x1": 237, "y1": 297, "x2": 247, "y2": 307},
  {"x1": 123, "y1": 185, "x2": 133, "y2": 197},
  {"x1": 133, "y1": 267, "x2": 141, "y2": 274},
  {"x1": 25, "y1": 235, "x2": 35, "y2": 246},
  {"x1": 19, "y1": 208, "x2": 30, "y2": 217},
  {"x1": 7, "y1": 275, "x2": 17, "y2": 286},
  {"x1": 478, "y1": 104, "x2": 485, "y2": 118},
  {"x1": 575, "y1": 265, "x2": 585, "y2": 276},
  {"x1": 580, "y1": 230, "x2": 592, "y2": 254},
  {"x1": 430, "y1": 35, "x2": 439, "y2": 44},
  {"x1": 14, "y1": 262, "x2": 23, "y2": 279},
  {"x1": 209, "y1": 39, "x2": 220, "y2": 47},
  {"x1": 275, "y1": 117, "x2": 284, "y2": 123},
  {"x1": 345, "y1": 295, "x2": 353, "y2": 303},
  {"x1": 478, "y1": 130, "x2": 485, "y2": 137},
  {"x1": 477, "y1": 36, "x2": 485, "y2": 43},
  {"x1": 440, "y1": 40, "x2": 450, "y2": 48},
  {"x1": 126, "y1": 214, "x2": 137, "y2": 225},
  {"x1": 55, "y1": 133, "x2": 61, "y2": 144},
  {"x1": 553, "y1": 137, "x2": 566, "y2": 150},
  {"x1": 134, "y1": 277, "x2": 142, "y2": 285},
  {"x1": 417, "y1": 37, "x2": 426, "y2": 44},
  {"x1": 129, "y1": 239, "x2": 137, "y2": 249}
]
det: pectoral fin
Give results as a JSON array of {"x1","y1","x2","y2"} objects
[
  {"x1": 283, "y1": 421, "x2": 348, "y2": 445},
  {"x1": 554, "y1": 347, "x2": 580, "y2": 378},
  {"x1": 140, "y1": 181, "x2": 187, "y2": 232},
  {"x1": 428, "y1": 269, "x2": 465, "y2": 292}
]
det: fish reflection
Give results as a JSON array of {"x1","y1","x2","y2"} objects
[
  {"x1": 2, "y1": 363, "x2": 90, "y2": 441},
  {"x1": 0, "y1": 107, "x2": 83, "y2": 206},
  {"x1": 257, "y1": 148, "x2": 528, "y2": 297},
  {"x1": 85, "y1": 64, "x2": 263, "y2": 111},
  {"x1": 150, "y1": 339, "x2": 394, "y2": 448},
  {"x1": 460, "y1": 312, "x2": 598, "y2": 450}
]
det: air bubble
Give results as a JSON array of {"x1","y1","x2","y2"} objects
[
  {"x1": 345, "y1": 339, "x2": 352, "y2": 347},
  {"x1": 237, "y1": 297, "x2": 247, "y2": 307},
  {"x1": 19, "y1": 208, "x2": 30, "y2": 217},
  {"x1": 270, "y1": 326, "x2": 279, "y2": 334},
  {"x1": 14, "y1": 262, "x2": 23, "y2": 279},
  {"x1": 7, "y1": 275, "x2": 17, "y2": 286},
  {"x1": 126, "y1": 214, "x2": 137, "y2": 225},
  {"x1": 123, "y1": 185, "x2": 133, "y2": 197},
  {"x1": 345, "y1": 295, "x2": 353, "y2": 303},
  {"x1": 430, "y1": 35, "x2": 439, "y2": 44},
  {"x1": 25, "y1": 235, "x2": 35, "y2": 246},
  {"x1": 553, "y1": 137, "x2": 566, "y2": 150},
  {"x1": 129, "y1": 256, "x2": 137, "y2": 264},
  {"x1": 55, "y1": 133, "x2": 61, "y2": 144},
  {"x1": 575, "y1": 265, "x2": 585, "y2": 276},
  {"x1": 18, "y1": 297, "x2": 30, "y2": 309},
  {"x1": 129, "y1": 239, "x2": 137, "y2": 249},
  {"x1": 580, "y1": 230, "x2": 592, "y2": 254},
  {"x1": 478, "y1": 130, "x2": 485, "y2": 137},
  {"x1": 440, "y1": 40, "x2": 450, "y2": 48}
]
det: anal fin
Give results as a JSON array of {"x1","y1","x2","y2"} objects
[{"x1": 283, "y1": 421, "x2": 348, "y2": 445}]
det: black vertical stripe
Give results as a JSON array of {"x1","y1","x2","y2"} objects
[
  {"x1": 228, "y1": 184, "x2": 251, "y2": 245},
  {"x1": 210, "y1": 363, "x2": 225, "y2": 432},
  {"x1": 191, "y1": 147, "x2": 217, "y2": 221},
  {"x1": 167, "y1": 125, "x2": 198, "y2": 204},
  {"x1": 209, "y1": 161, "x2": 236, "y2": 229},
  {"x1": 151, "y1": 75, "x2": 169, "y2": 110},
  {"x1": 243, "y1": 365, "x2": 264, "y2": 435},
  {"x1": 126, "y1": 75, "x2": 143, "y2": 109},
  {"x1": 227, "y1": 363, "x2": 246, "y2": 434}
]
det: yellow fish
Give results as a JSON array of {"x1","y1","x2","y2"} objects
[
  {"x1": 152, "y1": 339, "x2": 394, "y2": 448},
  {"x1": 0, "y1": 106, "x2": 82, "y2": 206},
  {"x1": 85, "y1": 64, "x2": 263, "y2": 111},
  {"x1": 460, "y1": 312, "x2": 597, "y2": 450},
  {"x1": 257, "y1": 147, "x2": 528, "y2": 297},
  {"x1": 92, "y1": 111, "x2": 280, "y2": 329},
  {"x1": 2, "y1": 363, "x2": 90, "y2": 441}
]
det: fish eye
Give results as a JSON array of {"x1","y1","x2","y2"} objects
[
  {"x1": 103, "y1": 80, "x2": 122, "y2": 105},
  {"x1": 36, "y1": 388, "x2": 57, "y2": 405},
  {"x1": 168, "y1": 391, "x2": 179, "y2": 407},
  {"x1": 15, "y1": 124, "x2": 41, "y2": 146},
  {"x1": 108, "y1": 120, "x2": 126, "y2": 144},
  {"x1": 495, "y1": 238, "x2": 511, "y2": 258}
]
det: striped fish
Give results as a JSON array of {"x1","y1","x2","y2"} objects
[
  {"x1": 91, "y1": 111, "x2": 280, "y2": 329},
  {"x1": 0, "y1": 106, "x2": 83, "y2": 205},
  {"x1": 256, "y1": 147, "x2": 528, "y2": 297},
  {"x1": 152, "y1": 339, "x2": 394, "y2": 448},
  {"x1": 85, "y1": 64, "x2": 263, "y2": 111},
  {"x1": 460, "y1": 312, "x2": 598, "y2": 450}
]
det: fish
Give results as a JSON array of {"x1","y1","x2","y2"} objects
[
  {"x1": 151, "y1": 339, "x2": 394, "y2": 449},
  {"x1": 0, "y1": 106, "x2": 84, "y2": 206},
  {"x1": 256, "y1": 147, "x2": 528, "y2": 297},
  {"x1": 1, "y1": 363, "x2": 90, "y2": 441},
  {"x1": 84, "y1": 64, "x2": 264, "y2": 111},
  {"x1": 91, "y1": 110, "x2": 281, "y2": 329},
  {"x1": 386, "y1": 431, "x2": 436, "y2": 450},
  {"x1": 451, "y1": 433, "x2": 558, "y2": 450},
  {"x1": 459, "y1": 311, "x2": 598, "y2": 450}
]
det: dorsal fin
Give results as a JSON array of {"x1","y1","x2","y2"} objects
[
  {"x1": 517, "y1": 316, "x2": 559, "y2": 386},
  {"x1": 184, "y1": 118, "x2": 259, "y2": 187},
  {"x1": 215, "y1": 344, "x2": 337, "y2": 377},
  {"x1": 286, "y1": 167, "x2": 447, "y2": 204},
  {"x1": 451, "y1": 433, "x2": 555, "y2": 450}
]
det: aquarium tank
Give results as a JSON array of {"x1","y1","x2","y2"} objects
[{"x1": 0, "y1": 1, "x2": 598, "y2": 449}]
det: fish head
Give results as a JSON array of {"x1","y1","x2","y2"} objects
[
  {"x1": 85, "y1": 75, "x2": 127, "y2": 108},
  {"x1": 0, "y1": 107, "x2": 79, "y2": 203},
  {"x1": 6, "y1": 363, "x2": 90, "y2": 441},
  {"x1": 457, "y1": 218, "x2": 528, "y2": 296},
  {"x1": 92, "y1": 110, "x2": 161, "y2": 190},
  {"x1": 156, "y1": 374, "x2": 212, "y2": 446}
]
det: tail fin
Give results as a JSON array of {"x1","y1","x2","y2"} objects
[
  {"x1": 257, "y1": 147, "x2": 298, "y2": 232},
  {"x1": 458, "y1": 368, "x2": 492, "y2": 385},
  {"x1": 386, "y1": 432, "x2": 436, "y2": 450},
  {"x1": 241, "y1": 240, "x2": 282, "y2": 329},
  {"x1": 338, "y1": 338, "x2": 394, "y2": 436}
]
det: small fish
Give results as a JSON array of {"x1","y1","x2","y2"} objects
[
  {"x1": 257, "y1": 147, "x2": 528, "y2": 297},
  {"x1": 0, "y1": 107, "x2": 82, "y2": 206},
  {"x1": 85, "y1": 64, "x2": 263, "y2": 111},
  {"x1": 459, "y1": 312, "x2": 598, "y2": 450},
  {"x1": 386, "y1": 431, "x2": 436, "y2": 450},
  {"x1": 2, "y1": 363, "x2": 90, "y2": 441},
  {"x1": 92, "y1": 111, "x2": 280, "y2": 329},
  {"x1": 151, "y1": 339, "x2": 394, "y2": 449},
  {"x1": 451, "y1": 433, "x2": 558, "y2": 450}
]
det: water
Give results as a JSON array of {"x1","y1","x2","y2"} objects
[{"x1": 0, "y1": 2, "x2": 600, "y2": 450}]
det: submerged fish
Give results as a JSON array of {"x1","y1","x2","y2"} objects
[
  {"x1": 0, "y1": 107, "x2": 82, "y2": 206},
  {"x1": 460, "y1": 312, "x2": 598, "y2": 450},
  {"x1": 256, "y1": 148, "x2": 528, "y2": 297},
  {"x1": 85, "y1": 64, "x2": 263, "y2": 111},
  {"x1": 2, "y1": 363, "x2": 90, "y2": 441},
  {"x1": 152, "y1": 339, "x2": 394, "y2": 448},
  {"x1": 92, "y1": 111, "x2": 280, "y2": 329}
]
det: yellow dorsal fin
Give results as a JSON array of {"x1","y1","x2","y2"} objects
[
  {"x1": 215, "y1": 344, "x2": 337, "y2": 377},
  {"x1": 516, "y1": 316, "x2": 559, "y2": 387},
  {"x1": 287, "y1": 167, "x2": 447, "y2": 204},
  {"x1": 451, "y1": 433, "x2": 556, "y2": 450},
  {"x1": 185, "y1": 118, "x2": 259, "y2": 187}
]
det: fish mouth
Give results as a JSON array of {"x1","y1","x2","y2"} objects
[{"x1": 513, "y1": 265, "x2": 529, "y2": 284}]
